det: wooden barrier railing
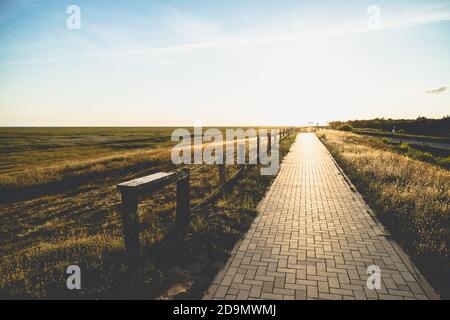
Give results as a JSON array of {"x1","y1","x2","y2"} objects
[
  {"x1": 117, "y1": 169, "x2": 190, "y2": 268},
  {"x1": 116, "y1": 128, "x2": 296, "y2": 270}
]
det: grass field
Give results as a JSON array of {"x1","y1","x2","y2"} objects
[
  {"x1": 352, "y1": 128, "x2": 450, "y2": 144},
  {"x1": 0, "y1": 127, "x2": 296, "y2": 299},
  {"x1": 317, "y1": 130, "x2": 450, "y2": 299},
  {"x1": 0, "y1": 127, "x2": 180, "y2": 203},
  {"x1": 329, "y1": 117, "x2": 450, "y2": 138},
  {"x1": 359, "y1": 134, "x2": 450, "y2": 170},
  {"x1": 0, "y1": 127, "x2": 178, "y2": 173}
]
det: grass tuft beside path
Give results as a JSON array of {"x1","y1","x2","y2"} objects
[{"x1": 317, "y1": 130, "x2": 449, "y2": 299}]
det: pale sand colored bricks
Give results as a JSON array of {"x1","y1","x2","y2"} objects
[{"x1": 204, "y1": 133, "x2": 439, "y2": 300}]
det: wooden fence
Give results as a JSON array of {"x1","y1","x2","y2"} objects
[{"x1": 116, "y1": 128, "x2": 296, "y2": 269}]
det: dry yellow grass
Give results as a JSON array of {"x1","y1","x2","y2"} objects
[
  {"x1": 317, "y1": 130, "x2": 450, "y2": 298},
  {"x1": 0, "y1": 135, "x2": 257, "y2": 191},
  {"x1": 0, "y1": 147, "x2": 172, "y2": 189},
  {"x1": 0, "y1": 130, "x2": 297, "y2": 299}
]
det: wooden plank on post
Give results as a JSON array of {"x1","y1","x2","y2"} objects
[
  {"x1": 117, "y1": 171, "x2": 178, "y2": 272},
  {"x1": 176, "y1": 168, "x2": 190, "y2": 231},
  {"x1": 118, "y1": 172, "x2": 177, "y2": 194}
]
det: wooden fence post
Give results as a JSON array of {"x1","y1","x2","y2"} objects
[
  {"x1": 242, "y1": 136, "x2": 248, "y2": 171},
  {"x1": 176, "y1": 168, "x2": 190, "y2": 230},
  {"x1": 257, "y1": 131, "x2": 260, "y2": 164},
  {"x1": 268, "y1": 130, "x2": 272, "y2": 154},
  {"x1": 219, "y1": 163, "x2": 226, "y2": 185},
  {"x1": 120, "y1": 190, "x2": 140, "y2": 270}
]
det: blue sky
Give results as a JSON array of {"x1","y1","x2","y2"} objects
[{"x1": 0, "y1": 0, "x2": 449, "y2": 126}]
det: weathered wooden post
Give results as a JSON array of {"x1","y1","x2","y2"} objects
[
  {"x1": 245, "y1": 135, "x2": 248, "y2": 165},
  {"x1": 219, "y1": 163, "x2": 226, "y2": 185},
  {"x1": 256, "y1": 130, "x2": 260, "y2": 164},
  {"x1": 176, "y1": 168, "x2": 190, "y2": 230},
  {"x1": 119, "y1": 190, "x2": 140, "y2": 268},
  {"x1": 242, "y1": 135, "x2": 248, "y2": 172},
  {"x1": 268, "y1": 130, "x2": 272, "y2": 154}
]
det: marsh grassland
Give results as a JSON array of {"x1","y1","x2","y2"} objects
[
  {"x1": 0, "y1": 127, "x2": 295, "y2": 299},
  {"x1": 317, "y1": 130, "x2": 450, "y2": 298}
]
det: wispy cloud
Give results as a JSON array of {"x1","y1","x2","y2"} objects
[
  {"x1": 425, "y1": 86, "x2": 448, "y2": 95},
  {"x1": 2, "y1": 2, "x2": 450, "y2": 66},
  {"x1": 58, "y1": 3, "x2": 450, "y2": 59},
  {"x1": 382, "y1": 3, "x2": 450, "y2": 30}
]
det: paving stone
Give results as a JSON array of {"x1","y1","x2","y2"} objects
[{"x1": 205, "y1": 134, "x2": 439, "y2": 300}]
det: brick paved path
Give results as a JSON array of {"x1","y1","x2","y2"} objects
[{"x1": 204, "y1": 133, "x2": 438, "y2": 300}]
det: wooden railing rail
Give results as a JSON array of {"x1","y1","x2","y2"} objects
[{"x1": 117, "y1": 128, "x2": 297, "y2": 270}]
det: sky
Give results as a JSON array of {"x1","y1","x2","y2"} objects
[{"x1": 0, "y1": 0, "x2": 449, "y2": 126}]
